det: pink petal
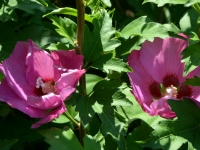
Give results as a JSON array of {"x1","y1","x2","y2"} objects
[
  {"x1": 0, "y1": 79, "x2": 46, "y2": 118},
  {"x1": 127, "y1": 50, "x2": 155, "y2": 112},
  {"x1": 51, "y1": 50, "x2": 84, "y2": 70},
  {"x1": 26, "y1": 40, "x2": 54, "y2": 87},
  {"x1": 149, "y1": 96, "x2": 176, "y2": 118},
  {"x1": 31, "y1": 102, "x2": 66, "y2": 128},
  {"x1": 1, "y1": 42, "x2": 35, "y2": 100},
  {"x1": 59, "y1": 86, "x2": 76, "y2": 100},
  {"x1": 51, "y1": 50, "x2": 84, "y2": 81},
  {"x1": 140, "y1": 36, "x2": 188, "y2": 84},
  {"x1": 55, "y1": 69, "x2": 85, "y2": 93},
  {"x1": 185, "y1": 66, "x2": 200, "y2": 107},
  {"x1": 27, "y1": 93, "x2": 62, "y2": 110}
]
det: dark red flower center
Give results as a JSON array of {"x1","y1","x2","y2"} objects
[
  {"x1": 34, "y1": 77, "x2": 56, "y2": 96},
  {"x1": 163, "y1": 74, "x2": 179, "y2": 87},
  {"x1": 149, "y1": 74, "x2": 192, "y2": 99},
  {"x1": 149, "y1": 81, "x2": 161, "y2": 98},
  {"x1": 177, "y1": 85, "x2": 192, "y2": 99}
]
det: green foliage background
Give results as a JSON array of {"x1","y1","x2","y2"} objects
[{"x1": 0, "y1": 0, "x2": 200, "y2": 150}]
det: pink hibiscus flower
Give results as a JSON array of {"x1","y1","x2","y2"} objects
[
  {"x1": 127, "y1": 35, "x2": 200, "y2": 118},
  {"x1": 0, "y1": 40, "x2": 85, "y2": 128}
]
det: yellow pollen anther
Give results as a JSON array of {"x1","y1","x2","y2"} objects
[{"x1": 165, "y1": 85, "x2": 178, "y2": 98}]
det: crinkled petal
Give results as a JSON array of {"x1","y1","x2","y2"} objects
[
  {"x1": 185, "y1": 66, "x2": 200, "y2": 107},
  {"x1": 0, "y1": 79, "x2": 46, "y2": 118},
  {"x1": 140, "y1": 36, "x2": 188, "y2": 84},
  {"x1": 51, "y1": 50, "x2": 84, "y2": 81},
  {"x1": 127, "y1": 50, "x2": 155, "y2": 111},
  {"x1": 149, "y1": 96, "x2": 176, "y2": 118},
  {"x1": 27, "y1": 93, "x2": 62, "y2": 110},
  {"x1": 26, "y1": 40, "x2": 54, "y2": 87},
  {"x1": 190, "y1": 86, "x2": 200, "y2": 107},
  {"x1": 51, "y1": 50, "x2": 84, "y2": 69},
  {"x1": 56, "y1": 69, "x2": 85, "y2": 93},
  {"x1": 59, "y1": 86, "x2": 76, "y2": 100},
  {"x1": 31, "y1": 102, "x2": 66, "y2": 128},
  {"x1": 130, "y1": 90, "x2": 151, "y2": 113},
  {"x1": 0, "y1": 42, "x2": 35, "y2": 100}
]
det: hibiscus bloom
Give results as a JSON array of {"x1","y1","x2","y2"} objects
[
  {"x1": 127, "y1": 35, "x2": 200, "y2": 118},
  {"x1": 0, "y1": 40, "x2": 85, "y2": 128}
]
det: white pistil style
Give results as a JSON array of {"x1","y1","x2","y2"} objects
[
  {"x1": 36, "y1": 77, "x2": 56, "y2": 94},
  {"x1": 165, "y1": 85, "x2": 178, "y2": 98}
]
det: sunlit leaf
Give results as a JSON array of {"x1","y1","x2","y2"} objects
[
  {"x1": 179, "y1": 9, "x2": 199, "y2": 34},
  {"x1": 121, "y1": 16, "x2": 180, "y2": 41},
  {"x1": 92, "y1": 102, "x2": 126, "y2": 150},
  {"x1": 84, "y1": 10, "x2": 120, "y2": 64},
  {"x1": 52, "y1": 114, "x2": 70, "y2": 124},
  {"x1": 39, "y1": 128, "x2": 83, "y2": 150},
  {"x1": 47, "y1": 15, "x2": 76, "y2": 46},
  {"x1": 143, "y1": 0, "x2": 187, "y2": 7},
  {"x1": 44, "y1": 7, "x2": 93, "y2": 22},
  {"x1": 181, "y1": 42, "x2": 200, "y2": 75},
  {"x1": 142, "y1": 99, "x2": 200, "y2": 149},
  {"x1": 112, "y1": 91, "x2": 133, "y2": 106},
  {"x1": 100, "y1": 0, "x2": 111, "y2": 7},
  {"x1": 186, "y1": 0, "x2": 200, "y2": 7},
  {"x1": 86, "y1": 74, "x2": 103, "y2": 94}
]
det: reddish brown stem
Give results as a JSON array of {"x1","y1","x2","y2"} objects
[{"x1": 75, "y1": 0, "x2": 86, "y2": 147}]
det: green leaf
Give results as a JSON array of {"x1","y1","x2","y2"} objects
[
  {"x1": 89, "y1": 80, "x2": 128, "y2": 149},
  {"x1": 103, "y1": 58, "x2": 133, "y2": 73},
  {"x1": 116, "y1": 37, "x2": 142, "y2": 56},
  {"x1": 179, "y1": 9, "x2": 199, "y2": 34},
  {"x1": 91, "y1": 53, "x2": 112, "y2": 69},
  {"x1": 143, "y1": 0, "x2": 187, "y2": 7},
  {"x1": 52, "y1": 114, "x2": 70, "y2": 124},
  {"x1": 86, "y1": 74, "x2": 103, "y2": 94},
  {"x1": 92, "y1": 102, "x2": 126, "y2": 150},
  {"x1": 47, "y1": 15, "x2": 77, "y2": 46},
  {"x1": 0, "y1": 139, "x2": 18, "y2": 150},
  {"x1": 46, "y1": 42, "x2": 74, "y2": 50},
  {"x1": 44, "y1": 7, "x2": 93, "y2": 22},
  {"x1": 93, "y1": 130, "x2": 105, "y2": 147},
  {"x1": 186, "y1": 0, "x2": 200, "y2": 7},
  {"x1": 93, "y1": 79, "x2": 123, "y2": 92},
  {"x1": 127, "y1": 121, "x2": 152, "y2": 150},
  {"x1": 0, "y1": 23, "x2": 65, "y2": 61},
  {"x1": 91, "y1": 80, "x2": 124, "y2": 105},
  {"x1": 9, "y1": 0, "x2": 53, "y2": 14},
  {"x1": 38, "y1": 128, "x2": 83, "y2": 150},
  {"x1": 181, "y1": 42, "x2": 200, "y2": 75},
  {"x1": 0, "y1": 103, "x2": 10, "y2": 117},
  {"x1": 100, "y1": 0, "x2": 112, "y2": 7},
  {"x1": 143, "y1": 99, "x2": 200, "y2": 149},
  {"x1": 121, "y1": 16, "x2": 180, "y2": 41},
  {"x1": 35, "y1": 0, "x2": 48, "y2": 6},
  {"x1": 104, "y1": 134, "x2": 118, "y2": 150},
  {"x1": 84, "y1": 135, "x2": 101, "y2": 150},
  {"x1": 116, "y1": 88, "x2": 166, "y2": 127},
  {"x1": 84, "y1": 10, "x2": 120, "y2": 64},
  {"x1": 112, "y1": 91, "x2": 133, "y2": 106},
  {"x1": 183, "y1": 76, "x2": 200, "y2": 86},
  {"x1": 76, "y1": 96, "x2": 95, "y2": 127},
  {"x1": 92, "y1": 55, "x2": 132, "y2": 73}
]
